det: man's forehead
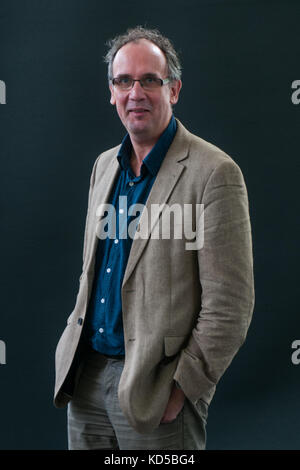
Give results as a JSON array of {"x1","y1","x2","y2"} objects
[{"x1": 112, "y1": 39, "x2": 167, "y2": 72}]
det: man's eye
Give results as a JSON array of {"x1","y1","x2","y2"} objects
[
  {"x1": 120, "y1": 77, "x2": 130, "y2": 84},
  {"x1": 145, "y1": 77, "x2": 155, "y2": 83}
]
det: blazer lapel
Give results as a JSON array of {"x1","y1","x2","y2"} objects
[{"x1": 85, "y1": 149, "x2": 120, "y2": 271}]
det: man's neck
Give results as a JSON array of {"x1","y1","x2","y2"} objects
[
  {"x1": 129, "y1": 137, "x2": 156, "y2": 177},
  {"x1": 128, "y1": 116, "x2": 173, "y2": 177}
]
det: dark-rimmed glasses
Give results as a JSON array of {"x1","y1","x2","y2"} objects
[{"x1": 111, "y1": 74, "x2": 170, "y2": 91}]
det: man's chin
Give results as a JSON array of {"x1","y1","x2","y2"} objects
[{"x1": 127, "y1": 121, "x2": 152, "y2": 136}]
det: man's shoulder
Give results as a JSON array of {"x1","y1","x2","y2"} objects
[
  {"x1": 86, "y1": 143, "x2": 121, "y2": 187},
  {"x1": 176, "y1": 119, "x2": 239, "y2": 174},
  {"x1": 96, "y1": 143, "x2": 122, "y2": 164},
  {"x1": 89, "y1": 143, "x2": 121, "y2": 176}
]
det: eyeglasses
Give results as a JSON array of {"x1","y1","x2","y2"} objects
[{"x1": 111, "y1": 74, "x2": 170, "y2": 91}]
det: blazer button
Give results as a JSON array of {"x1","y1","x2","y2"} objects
[{"x1": 77, "y1": 318, "x2": 83, "y2": 326}]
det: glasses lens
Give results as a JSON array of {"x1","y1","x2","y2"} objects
[
  {"x1": 114, "y1": 77, "x2": 133, "y2": 90},
  {"x1": 140, "y1": 77, "x2": 161, "y2": 89}
]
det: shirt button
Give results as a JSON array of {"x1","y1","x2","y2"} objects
[
  {"x1": 106, "y1": 268, "x2": 111, "y2": 273},
  {"x1": 99, "y1": 328, "x2": 104, "y2": 333},
  {"x1": 129, "y1": 181, "x2": 134, "y2": 187},
  {"x1": 119, "y1": 208, "x2": 124, "y2": 214},
  {"x1": 114, "y1": 239, "x2": 119, "y2": 244},
  {"x1": 100, "y1": 298, "x2": 105, "y2": 303}
]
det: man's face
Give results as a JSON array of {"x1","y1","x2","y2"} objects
[{"x1": 109, "y1": 39, "x2": 182, "y2": 143}]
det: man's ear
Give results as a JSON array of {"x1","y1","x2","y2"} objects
[
  {"x1": 109, "y1": 84, "x2": 116, "y2": 105},
  {"x1": 169, "y1": 80, "x2": 182, "y2": 106}
]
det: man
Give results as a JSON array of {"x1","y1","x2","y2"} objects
[{"x1": 54, "y1": 26, "x2": 255, "y2": 450}]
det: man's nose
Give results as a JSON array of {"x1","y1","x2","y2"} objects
[{"x1": 129, "y1": 80, "x2": 146, "y2": 99}]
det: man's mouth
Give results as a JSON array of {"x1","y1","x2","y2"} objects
[{"x1": 128, "y1": 108, "x2": 150, "y2": 114}]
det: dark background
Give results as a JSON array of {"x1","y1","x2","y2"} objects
[{"x1": 0, "y1": 0, "x2": 299, "y2": 450}]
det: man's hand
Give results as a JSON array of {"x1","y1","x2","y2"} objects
[{"x1": 160, "y1": 382, "x2": 185, "y2": 424}]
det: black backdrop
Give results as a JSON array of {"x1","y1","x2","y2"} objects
[{"x1": 0, "y1": 0, "x2": 299, "y2": 450}]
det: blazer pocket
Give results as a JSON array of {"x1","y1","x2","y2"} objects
[{"x1": 164, "y1": 335, "x2": 188, "y2": 357}]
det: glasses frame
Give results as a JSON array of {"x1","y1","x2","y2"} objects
[{"x1": 111, "y1": 75, "x2": 170, "y2": 91}]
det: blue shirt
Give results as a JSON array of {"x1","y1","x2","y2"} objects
[{"x1": 82, "y1": 115, "x2": 177, "y2": 355}]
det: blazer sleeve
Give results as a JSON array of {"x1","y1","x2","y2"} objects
[{"x1": 173, "y1": 158, "x2": 255, "y2": 405}]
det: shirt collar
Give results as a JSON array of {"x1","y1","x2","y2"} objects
[{"x1": 117, "y1": 115, "x2": 177, "y2": 177}]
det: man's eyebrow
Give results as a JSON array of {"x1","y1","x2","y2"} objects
[
  {"x1": 142, "y1": 73, "x2": 159, "y2": 78},
  {"x1": 115, "y1": 73, "x2": 159, "y2": 78},
  {"x1": 115, "y1": 74, "x2": 131, "y2": 78}
]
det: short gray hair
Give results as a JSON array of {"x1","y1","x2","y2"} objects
[{"x1": 104, "y1": 26, "x2": 182, "y2": 83}]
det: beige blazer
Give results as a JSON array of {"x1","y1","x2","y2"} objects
[{"x1": 54, "y1": 119, "x2": 255, "y2": 434}]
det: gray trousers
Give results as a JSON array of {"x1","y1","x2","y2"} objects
[{"x1": 67, "y1": 348, "x2": 208, "y2": 450}]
